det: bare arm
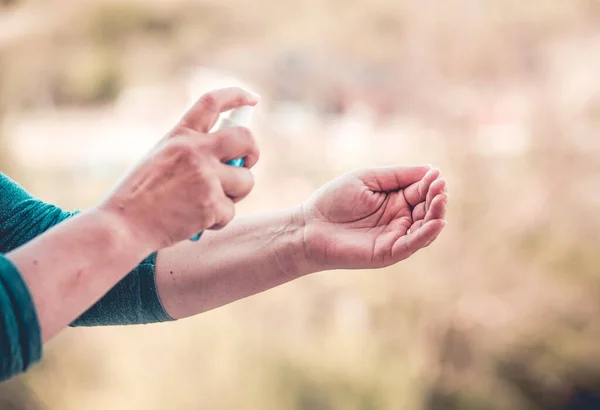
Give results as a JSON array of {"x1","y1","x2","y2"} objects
[
  {"x1": 155, "y1": 207, "x2": 309, "y2": 319},
  {"x1": 0, "y1": 87, "x2": 268, "y2": 383},
  {"x1": 2, "y1": 87, "x2": 260, "y2": 346},
  {"x1": 7, "y1": 208, "x2": 149, "y2": 342},
  {"x1": 155, "y1": 166, "x2": 448, "y2": 320}
]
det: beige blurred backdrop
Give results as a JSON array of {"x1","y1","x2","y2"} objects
[{"x1": 1, "y1": 0, "x2": 600, "y2": 409}]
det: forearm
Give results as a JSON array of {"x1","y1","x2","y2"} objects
[
  {"x1": 155, "y1": 206, "x2": 310, "y2": 319},
  {"x1": 7, "y1": 208, "x2": 150, "y2": 342}
]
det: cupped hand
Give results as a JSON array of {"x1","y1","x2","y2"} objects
[{"x1": 301, "y1": 165, "x2": 447, "y2": 270}]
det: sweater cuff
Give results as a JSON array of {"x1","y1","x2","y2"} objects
[
  {"x1": 0, "y1": 254, "x2": 42, "y2": 381},
  {"x1": 143, "y1": 252, "x2": 174, "y2": 323},
  {"x1": 69, "y1": 252, "x2": 173, "y2": 327}
]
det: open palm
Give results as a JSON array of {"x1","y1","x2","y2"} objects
[{"x1": 302, "y1": 165, "x2": 447, "y2": 271}]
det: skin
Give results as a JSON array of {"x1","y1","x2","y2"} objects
[
  {"x1": 155, "y1": 165, "x2": 447, "y2": 319},
  {"x1": 8, "y1": 87, "x2": 261, "y2": 341},
  {"x1": 6, "y1": 86, "x2": 448, "y2": 346}
]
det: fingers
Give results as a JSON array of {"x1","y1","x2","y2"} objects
[
  {"x1": 404, "y1": 168, "x2": 440, "y2": 207},
  {"x1": 359, "y1": 165, "x2": 432, "y2": 192},
  {"x1": 409, "y1": 174, "x2": 445, "y2": 225},
  {"x1": 211, "y1": 126, "x2": 260, "y2": 168},
  {"x1": 209, "y1": 197, "x2": 236, "y2": 230},
  {"x1": 422, "y1": 223, "x2": 445, "y2": 249},
  {"x1": 412, "y1": 188, "x2": 447, "y2": 240},
  {"x1": 424, "y1": 193, "x2": 447, "y2": 224},
  {"x1": 412, "y1": 202, "x2": 426, "y2": 224},
  {"x1": 422, "y1": 193, "x2": 448, "y2": 247},
  {"x1": 216, "y1": 164, "x2": 255, "y2": 202},
  {"x1": 178, "y1": 87, "x2": 259, "y2": 133},
  {"x1": 426, "y1": 178, "x2": 446, "y2": 210},
  {"x1": 393, "y1": 219, "x2": 446, "y2": 260}
]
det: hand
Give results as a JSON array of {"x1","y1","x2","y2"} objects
[
  {"x1": 98, "y1": 87, "x2": 260, "y2": 251},
  {"x1": 301, "y1": 165, "x2": 447, "y2": 270}
]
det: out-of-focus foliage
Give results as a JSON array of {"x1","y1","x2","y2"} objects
[{"x1": 1, "y1": 0, "x2": 600, "y2": 409}]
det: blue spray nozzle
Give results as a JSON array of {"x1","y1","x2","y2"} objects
[{"x1": 227, "y1": 158, "x2": 244, "y2": 167}]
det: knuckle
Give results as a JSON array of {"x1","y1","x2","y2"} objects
[
  {"x1": 196, "y1": 176, "x2": 219, "y2": 199},
  {"x1": 211, "y1": 201, "x2": 234, "y2": 230},
  {"x1": 169, "y1": 124, "x2": 196, "y2": 138},
  {"x1": 202, "y1": 187, "x2": 221, "y2": 207},
  {"x1": 215, "y1": 128, "x2": 253, "y2": 154},
  {"x1": 194, "y1": 138, "x2": 216, "y2": 160},
  {"x1": 192, "y1": 164, "x2": 211, "y2": 182},
  {"x1": 212, "y1": 130, "x2": 228, "y2": 152},
  {"x1": 199, "y1": 93, "x2": 217, "y2": 111},
  {"x1": 233, "y1": 95, "x2": 247, "y2": 106},
  {"x1": 217, "y1": 127, "x2": 237, "y2": 143},
  {"x1": 237, "y1": 126, "x2": 253, "y2": 142},
  {"x1": 201, "y1": 213, "x2": 217, "y2": 230},
  {"x1": 190, "y1": 148, "x2": 218, "y2": 178},
  {"x1": 169, "y1": 139, "x2": 196, "y2": 160},
  {"x1": 221, "y1": 201, "x2": 235, "y2": 224},
  {"x1": 198, "y1": 201, "x2": 219, "y2": 226}
]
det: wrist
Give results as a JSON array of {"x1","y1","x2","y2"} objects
[
  {"x1": 89, "y1": 205, "x2": 156, "y2": 259},
  {"x1": 274, "y1": 204, "x2": 314, "y2": 278}
]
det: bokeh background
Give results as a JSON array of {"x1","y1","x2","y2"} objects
[{"x1": 1, "y1": 0, "x2": 600, "y2": 409}]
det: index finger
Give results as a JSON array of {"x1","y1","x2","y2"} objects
[
  {"x1": 403, "y1": 168, "x2": 440, "y2": 207},
  {"x1": 178, "y1": 87, "x2": 259, "y2": 133}
]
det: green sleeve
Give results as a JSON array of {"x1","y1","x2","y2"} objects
[
  {"x1": 0, "y1": 171, "x2": 172, "y2": 326},
  {"x1": 0, "y1": 254, "x2": 41, "y2": 382}
]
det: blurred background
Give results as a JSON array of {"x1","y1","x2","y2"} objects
[{"x1": 1, "y1": 0, "x2": 600, "y2": 409}]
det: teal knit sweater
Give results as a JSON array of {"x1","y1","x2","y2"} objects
[{"x1": 0, "y1": 171, "x2": 172, "y2": 382}]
